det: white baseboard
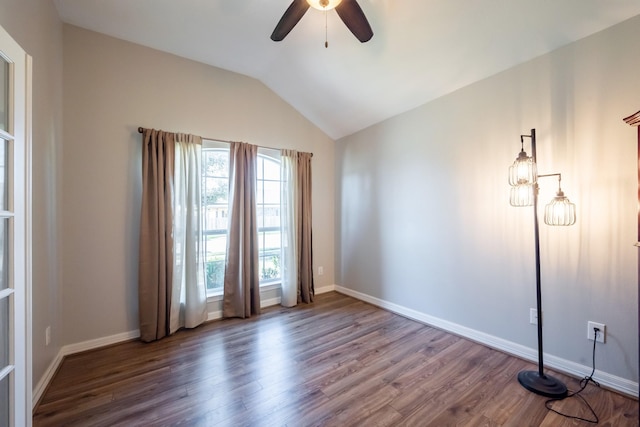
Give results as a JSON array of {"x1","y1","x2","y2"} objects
[
  {"x1": 315, "y1": 284, "x2": 336, "y2": 294},
  {"x1": 334, "y1": 285, "x2": 639, "y2": 398},
  {"x1": 61, "y1": 330, "x2": 141, "y2": 356},
  {"x1": 261, "y1": 296, "x2": 281, "y2": 308},
  {"x1": 32, "y1": 350, "x2": 65, "y2": 409},
  {"x1": 207, "y1": 310, "x2": 223, "y2": 321}
]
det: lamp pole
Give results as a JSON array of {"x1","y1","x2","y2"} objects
[
  {"x1": 516, "y1": 129, "x2": 568, "y2": 398},
  {"x1": 531, "y1": 129, "x2": 545, "y2": 377}
]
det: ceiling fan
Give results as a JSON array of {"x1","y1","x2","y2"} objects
[{"x1": 271, "y1": 0, "x2": 373, "y2": 44}]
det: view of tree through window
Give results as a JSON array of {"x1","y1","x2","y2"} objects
[{"x1": 201, "y1": 144, "x2": 282, "y2": 294}]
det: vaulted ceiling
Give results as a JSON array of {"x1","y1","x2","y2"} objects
[{"x1": 53, "y1": 0, "x2": 640, "y2": 139}]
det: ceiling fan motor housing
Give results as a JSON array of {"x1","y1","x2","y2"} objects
[{"x1": 307, "y1": 0, "x2": 343, "y2": 11}]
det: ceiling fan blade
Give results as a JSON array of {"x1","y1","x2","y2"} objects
[
  {"x1": 271, "y1": 0, "x2": 310, "y2": 41},
  {"x1": 335, "y1": 0, "x2": 373, "y2": 43}
]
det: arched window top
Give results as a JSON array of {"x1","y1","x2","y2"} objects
[{"x1": 257, "y1": 151, "x2": 281, "y2": 181}]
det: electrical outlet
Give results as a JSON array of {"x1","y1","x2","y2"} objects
[
  {"x1": 587, "y1": 321, "x2": 605, "y2": 343},
  {"x1": 529, "y1": 308, "x2": 540, "y2": 325},
  {"x1": 318, "y1": 266, "x2": 324, "y2": 276},
  {"x1": 45, "y1": 326, "x2": 51, "y2": 346}
]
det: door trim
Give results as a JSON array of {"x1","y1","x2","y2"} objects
[{"x1": 0, "y1": 23, "x2": 32, "y2": 427}]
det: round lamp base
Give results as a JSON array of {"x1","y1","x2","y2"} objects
[{"x1": 517, "y1": 370, "x2": 568, "y2": 399}]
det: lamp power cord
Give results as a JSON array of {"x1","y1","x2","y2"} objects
[{"x1": 544, "y1": 327, "x2": 601, "y2": 423}]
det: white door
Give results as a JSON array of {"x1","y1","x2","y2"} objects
[{"x1": 0, "y1": 24, "x2": 31, "y2": 427}]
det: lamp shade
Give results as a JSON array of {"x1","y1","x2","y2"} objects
[
  {"x1": 510, "y1": 183, "x2": 534, "y2": 207},
  {"x1": 509, "y1": 149, "x2": 537, "y2": 186},
  {"x1": 544, "y1": 191, "x2": 576, "y2": 226},
  {"x1": 307, "y1": 0, "x2": 342, "y2": 10}
]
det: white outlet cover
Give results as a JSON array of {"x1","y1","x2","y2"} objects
[
  {"x1": 587, "y1": 321, "x2": 605, "y2": 343},
  {"x1": 529, "y1": 308, "x2": 541, "y2": 325}
]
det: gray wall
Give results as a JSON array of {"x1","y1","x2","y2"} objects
[
  {"x1": 61, "y1": 25, "x2": 336, "y2": 345},
  {"x1": 336, "y1": 15, "x2": 639, "y2": 384},
  {"x1": 0, "y1": 0, "x2": 64, "y2": 391}
]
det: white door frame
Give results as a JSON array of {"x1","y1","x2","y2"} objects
[{"x1": 0, "y1": 23, "x2": 33, "y2": 427}]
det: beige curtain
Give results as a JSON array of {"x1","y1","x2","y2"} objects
[
  {"x1": 280, "y1": 150, "x2": 298, "y2": 307},
  {"x1": 138, "y1": 129, "x2": 175, "y2": 342},
  {"x1": 297, "y1": 152, "x2": 314, "y2": 303},
  {"x1": 280, "y1": 150, "x2": 314, "y2": 305},
  {"x1": 223, "y1": 142, "x2": 260, "y2": 318}
]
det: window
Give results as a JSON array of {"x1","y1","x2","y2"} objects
[
  {"x1": 256, "y1": 150, "x2": 282, "y2": 285},
  {"x1": 201, "y1": 142, "x2": 282, "y2": 295},
  {"x1": 202, "y1": 143, "x2": 229, "y2": 294}
]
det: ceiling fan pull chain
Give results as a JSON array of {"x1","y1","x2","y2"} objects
[{"x1": 325, "y1": 9, "x2": 329, "y2": 48}]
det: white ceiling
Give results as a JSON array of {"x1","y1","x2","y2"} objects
[{"x1": 53, "y1": 0, "x2": 640, "y2": 140}]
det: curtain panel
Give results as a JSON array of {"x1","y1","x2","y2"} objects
[
  {"x1": 138, "y1": 129, "x2": 175, "y2": 342},
  {"x1": 297, "y1": 152, "x2": 314, "y2": 303},
  {"x1": 138, "y1": 129, "x2": 207, "y2": 342},
  {"x1": 280, "y1": 150, "x2": 298, "y2": 307},
  {"x1": 223, "y1": 142, "x2": 261, "y2": 318},
  {"x1": 170, "y1": 133, "x2": 208, "y2": 333},
  {"x1": 280, "y1": 149, "x2": 314, "y2": 306}
]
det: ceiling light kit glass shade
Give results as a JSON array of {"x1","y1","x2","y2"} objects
[
  {"x1": 307, "y1": 0, "x2": 342, "y2": 10},
  {"x1": 508, "y1": 128, "x2": 576, "y2": 399}
]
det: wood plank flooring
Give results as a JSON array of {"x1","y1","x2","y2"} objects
[{"x1": 34, "y1": 292, "x2": 638, "y2": 426}]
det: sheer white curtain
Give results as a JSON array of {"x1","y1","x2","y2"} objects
[
  {"x1": 280, "y1": 150, "x2": 298, "y2": 307},
  {"x1": 170, "y1": 133, "x2": 207, "y2": 333}
]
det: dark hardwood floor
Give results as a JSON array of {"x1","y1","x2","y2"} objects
[{"x1": 34, "y1": 292, "x2": 638, "y2": 426}]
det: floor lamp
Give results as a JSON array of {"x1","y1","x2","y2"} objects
[{"x1": 508, "y1": 129, "x2": 576, "y2": 399}]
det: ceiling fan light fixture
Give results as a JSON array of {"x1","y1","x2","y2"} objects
[{"x1": 307, "y1": 0, "x2": 342, "y2": 10}]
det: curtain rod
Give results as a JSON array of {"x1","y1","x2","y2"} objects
[{"x1": 137, "y1": 127, "x2": 312, "y2": 157}]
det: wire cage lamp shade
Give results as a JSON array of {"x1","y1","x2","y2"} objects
[
  {"x1": 510, "y1": 183, "x2": 534, "y2": 207},
  {"x1": 509, "y1": 148, "x2": 537, "y2": 186},
  {"x1": 544, "y1": 190, "x2": 576, "y2": 226}
]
